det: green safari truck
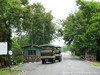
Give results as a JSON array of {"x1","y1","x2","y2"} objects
[{"x1": 40, "y1": 45, "x2": 55, "y2": 64}]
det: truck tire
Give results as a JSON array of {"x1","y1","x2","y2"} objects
[
  {"x1": 44, "y1": 61, "x2": 46, "y2": 64},
  {"x1": 53, "y1": 59, "x2": 55, "y2": 63},
  {"x1": 59, "y1": 59, "x2": 61, "y2": 62},
  {"x1": 42, "y1": 60, "x2": 44, "y2": 64},
  {"x1": 59, "y1": 57, "x2": 62, "y2": 62},
  {"x1": 42, "y1": 60, "x2": 45, "y2": 64},
  {"x1": 52, "y1": 59, "x2": 55, "y2": 63}
]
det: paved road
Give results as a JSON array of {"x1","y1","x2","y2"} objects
[{"x1": 21, "y1": 53, "x2": 100, "y2": 75}]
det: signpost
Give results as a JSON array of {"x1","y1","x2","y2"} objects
[
  {"x1": 0, "y1": 42, "x2": 13, "y2": 74},
  {"x1": 8, "y1": 50, "x2": 13, "y2": 75},
  {"x1": 0, "y1": 42, "x2": 7, "y2": 55},
  {"x1": 9, "y1": 50, "x2": 13, "y2": 55}
]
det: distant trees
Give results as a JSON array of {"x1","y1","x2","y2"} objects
[{"x1": 62, "y1": 0, "x2": 100, "y2": 60}]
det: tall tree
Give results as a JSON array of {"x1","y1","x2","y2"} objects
[
  {"x1": 62, "y1": 0, "x2": 100, "y2": 57},
  {"x1": 28, "y1": 3, "x2": 55, "y2": 45},
  {"x1": 0, "y1": 0, "x2": 23, "y2": 50}
]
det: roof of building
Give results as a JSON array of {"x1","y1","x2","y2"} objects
[{"x1": 22, "y1": 44, "x2": 40, "y2": 48}]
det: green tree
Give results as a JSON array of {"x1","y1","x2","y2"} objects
[
  {"x1": 11, "y1": 35, "x2": 29, "y2": 63},
  {"x1": 28, "y1": 3, "x2": 55, "y2": 45},
  {"x1": 63, "y1": 10, "x2": 86, "y2": 45},
  {"x1": 0, "y1": 0, "x2": 30, "y2": 63},
  {"x1": 62, "y1": 0, "x2": 100, "y2": 57},
  {"x1": 0, "y1": 0, "x2": 29, "y2": 50}
]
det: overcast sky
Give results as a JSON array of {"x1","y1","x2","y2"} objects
[
  {"x1": 29, "y1": 0, "x2": 76, "y2": 20},
  {"x1": 29, "y1": 0, "x2": 100, "y2": 20}
]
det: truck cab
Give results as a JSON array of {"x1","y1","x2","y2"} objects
[{"x1": 54, "y1": 46, "x2": 62, "y2": 62}]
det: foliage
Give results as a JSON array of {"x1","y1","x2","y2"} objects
[
  {"x1": 0, "y1": 68, "x2": 21, "y2": 75},
  {"x1": 61, "y1": 46, "x2": 68, "y2": 52},
  {"x1": 0, "y1": 0, "x2": 21, "y2": 50},
  {"x1": 90, "y1": 61, "x2": 100, "y2": 67},
  {"x1": 27, "y1": 3, "x2": 56, "y2": 45},
  {"x1": 12, "y1": 2, "x2": 56, "y2": 45},
  {"x1": 53, "y1": 18, "x2": 64, "y2": 38},
  {"x1": 62, "y1": 0, "x2": 100, "y2": 56},
  {"x1": 11, "y1": 35, "x2": 29, "y2": 63}
]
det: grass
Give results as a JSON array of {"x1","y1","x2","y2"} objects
[
  {"x1": 90, "y1": 61, "x2": 100, "y2": 67},
  {"x1": 0, "y1": 68, "x2": 21, "y2": 75},
  {"x1": 0, "y1": 64, "x2": 22, "y2": 75}
]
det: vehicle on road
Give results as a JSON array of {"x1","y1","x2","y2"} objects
[
  {"x1": 40, "y1": 45, "x2": 55, "y2": 64},
  {"x1": 54, "y1": 46, "x2": 62, "y2": 62}
]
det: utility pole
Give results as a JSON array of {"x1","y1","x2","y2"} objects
[
  {"x1": 31, "y1": 24, "x2": 34, "y2": 46},
  {"x1": 43, "y1": 24, "x2": 44, "y2": 44}
]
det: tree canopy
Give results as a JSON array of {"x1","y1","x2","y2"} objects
[
  {"x1": 62, "y1": 0, "x2": 100, "y2": 55},
  {"x1": 0, "y1": 0, "x2": 56, "y2": 49}
]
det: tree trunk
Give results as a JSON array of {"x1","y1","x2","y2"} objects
[{"x1": 96, "y1": 50, "x2": 100, "y2": 62}]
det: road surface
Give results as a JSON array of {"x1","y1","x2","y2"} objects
[{"x1": 21, "y1": 52, "x2": 100, "y2": 75}]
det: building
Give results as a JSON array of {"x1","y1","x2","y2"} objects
[{"x1": 23, "y1": 45, "x2": 41, "y2": 63}]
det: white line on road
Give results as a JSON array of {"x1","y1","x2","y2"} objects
[{"x1": 62, "y1": 71, "x2": 99, "y2": 74}]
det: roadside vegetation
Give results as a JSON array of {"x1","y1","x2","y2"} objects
[
  {"x1": 90, "y1": 61, "x2": 100, "y2": 67},
  {"x1": 62, "y1": 0, "x2": 100, "y2": 61},
  {"x1": 0, "y1": 68, "x2": 21, "y2": 75}
]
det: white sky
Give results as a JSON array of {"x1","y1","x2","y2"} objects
[
  {"x1": 29, "y1": 0, "x2": 100, "y2": 19},
  {"x1": 29, "y1": 0, "x2": 76, "y2": 20},
  {"x1": 50, "y1": 37, "x2": 65, "y2": 47},
  {"x1": 29, "y1": 0, "x2": 100, "y2": 46}
]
